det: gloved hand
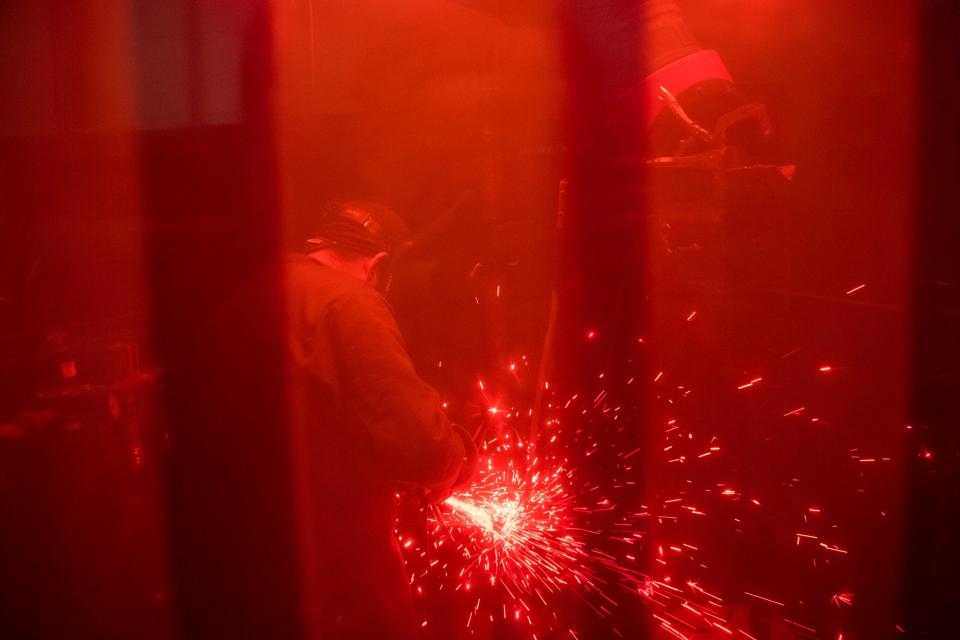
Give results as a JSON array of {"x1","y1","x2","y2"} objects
[
  {"x1": 451, "y1": 423, "x2": 480, "y2": 490},
  {"x1": 423, "y1": 424, "x2": 480, "y2": 503}
]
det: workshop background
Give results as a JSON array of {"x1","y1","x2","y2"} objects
[{"x1": 1, "y1": 1, "x2": 957, "y2": 639}]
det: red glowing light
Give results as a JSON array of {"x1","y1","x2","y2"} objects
[{"x1": 398, "y1": 279, "x2": 894, "y2": 638}]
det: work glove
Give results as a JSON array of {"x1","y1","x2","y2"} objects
[
  {"x1": 423, "y1": 424, "x2": 479, "y2": 503},
  {"x1": 451, "y1": 423, "x2": 480, "y2": 490}
]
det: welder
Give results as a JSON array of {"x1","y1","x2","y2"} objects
[{"x1": 285, "y1": 201, "x2": 479, "y2": 639}]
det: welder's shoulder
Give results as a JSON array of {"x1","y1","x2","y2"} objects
[
  {"x1": 327, "y1": 280, "x2": 395, "y2": 325},
  {"x1": 286, "y1": 255, "x2": 361, "y2": 302},
  {"x1": 284, "y1": 255, "x2": 391, "y2": 321}
]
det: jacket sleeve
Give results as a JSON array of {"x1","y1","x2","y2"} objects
[{"x1": 323, "y1": 285, "x2": 471, "y2": 488}]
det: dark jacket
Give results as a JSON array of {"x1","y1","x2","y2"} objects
[{"x1": 283, "y1": 255, "x2": 473, "y2": 639}]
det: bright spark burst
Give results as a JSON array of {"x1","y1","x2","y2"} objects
[
  {"x1": 437, "y1": 446, "x2": 599, "y2": 600},
  {"x1": 399, "y1": 289, "x2": 907, "y2": 638},
  {"x1": 401, "y1": 425, "x2": 659, "y2": 637},
  {"x1": 436, "y1": 440, "x2": 616, "y2": 599}
]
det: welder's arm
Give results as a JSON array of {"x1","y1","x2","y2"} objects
[{"x1": 327, "y1": 287, "x2": 477, "y2": 490}]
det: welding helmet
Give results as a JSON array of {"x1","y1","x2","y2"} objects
[
  {"x1": 306, "y1": 201, "x2": 413, "y2": 294},
  {"x1": 306, "y1": 201, "x2": 411, "y2": 256}
]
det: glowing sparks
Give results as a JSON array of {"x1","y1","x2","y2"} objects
[
  {"x1": 436, "y1": 445, "x2": 603, "y2": 602},
  {"x1": 400, "y1": 433, "x2": 654, "y2": 637},
  {"x1": 398, "y1": 275, "x2": 893, "y2": 638},
  {"x1": 445, "y1": 496, "x2": 497, "y2": 532}
]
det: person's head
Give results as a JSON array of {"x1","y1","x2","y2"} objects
[{"x1": 305, "y1": 201, "x2": 411, "y2": 289}]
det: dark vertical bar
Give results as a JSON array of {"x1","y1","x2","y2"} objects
[
  {"x1": 137, "y1": 2, "x2": 305, "y2": 638},
  {"x1": 905, "y1": 1, "x2": 960, "y2": 637},
  {"x1": 558, "y1": 2, "x2": 650, "y2": 636}
]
